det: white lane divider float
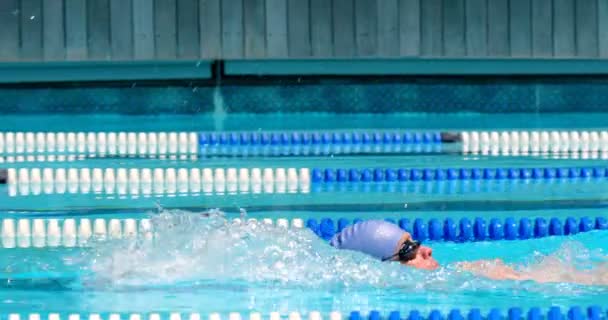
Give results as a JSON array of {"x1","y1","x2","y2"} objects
[
  {"x1": 0, "y1": 132, "x2": 199, "y2": 155},
  {"x1": 4, "y1": 313, "x2": 338, "y2": 320},
  {"x1": 0, "y1": 217, "x2": 304, "y2": 248},
  {"x1": 0, "y1": 154, "x2": 198, "y2": 163},
  {"x1": 461, "y1": 130, "x2": 608, "y2": 155},
  {"x1": 6, "y1": 167, "x2": 311, "y2": 197}
]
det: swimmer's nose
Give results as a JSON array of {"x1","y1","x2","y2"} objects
[{"x1": 419, "y1": 246, "x2": 433, "y2": 259}]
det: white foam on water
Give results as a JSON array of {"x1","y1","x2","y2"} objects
[
  {"x1": 74, "y1": 210, "x2": 608, "y2": 298},
  {"x1": 81, "y1": 209, "x2": 417, "y2": 288}
]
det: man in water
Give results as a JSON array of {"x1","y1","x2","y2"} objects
[{"x1": 330, "y1": 219, "x2": 607, "y2": 284}]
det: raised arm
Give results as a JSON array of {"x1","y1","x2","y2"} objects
[{"x1": 455, "y1": 259, "x2": 524, "y2": 281}]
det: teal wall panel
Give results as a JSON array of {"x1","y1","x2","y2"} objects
[
  {"x1": 244, "y1": 0, "x2": 266, "y2": 58},
  {"x1": 399, "y1": 0, "x2": 420, "y2": 56},
  {"x1": 20, "y1": 0, "x2": 43, "y2": 61},
  {"x1": 332, "y1": 0, "x2": 356, "y2": 57},
  {"x1": 221, "y1": 0, "x2": 243, "y2": 59},
  {"x1": 87, "y1": 0, "x2": 111, "y2": 60},
  {"x1": 65, "y1": 0, "x2": 87, "y2": 60},
  {"x1": 2, "y1": 0, "x2": 608, "y2": 65},
  {"x1": 465, "y1": 0, "x2": 487, "y2": 57},
  {"x1": 0, "y1": 0, "x2": 20, "y2": 61},
  {"x1": 600, "y1": 0, "x2": 608, "y2": 57},
  {"x1": 266, "y1": 0, "x2": 288, "y2": 58},
  {"x1": 110, "y1": 0, "x2": 134, "y2": 60},
  {"x1": 532, "y1": 0, "x2": 553, "y2": 57},
  {"x1": 154, "y1": 0, "x2": 177, "y2": 59},
  {"x1": 487, "y1": 0, "x2": 509, "y2": 56},
  {"x1": 509, "y1": 0, "x2": 532, "y2": 57},
  {"x1": 421, "y1": 0, "x2": 442, "y2": 56},
  {"x1": 443, "y1": 0, "x2": 465, "y2": 57},
  {"x1": 42, "y1": 0, "x2": 65, "y2": 61},
  {"x1": 377, "y1": 0, "x2": 399, "y2": 57},
  {"x1": 133, "y1": 0, "x2": 154, "y2": 60},
  {"x1": 288, "y1": 0, "x2": 311, "y2": 57},
  {"x1": 310, "y1": 0, "x2": 333, "y2": 57},
  {"x1": 355, "y1": 0, "x2": 378, "y2": 56},
  {"x1": 553, "y1": 0, "x2": 575, "y2": 57},
  {"x1": 199, "y1": 0, "x2": 221, "y2": 58},
  {"x1": 576, "y1": 0, "x2": 599, "y2": 57},
  {"x1": 177, "y1": 0, "x2": 200, "y2": 59}
]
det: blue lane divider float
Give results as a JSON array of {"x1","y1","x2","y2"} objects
[
  {"x1": 306, "y1": 216, "x2": 608, "y2": 241},
  {"x1": 351, "y1": 305, "x2": 603, "y2": 320},
  {"x1": 1, "y1": 306, "x2": 602, "y2": 320},
  {"x1": 198, "y1": 131, "x2": 445, "y2": 147},
  {"x1": 197, "y1": 131, "x2": 447, "y2": 157},
  {"x1": 311, "y1": 166, "x2": 608, "y2": 183}
]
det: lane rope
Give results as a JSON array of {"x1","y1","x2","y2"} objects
[
  {"x1": 4, "y1": 167, "x2": 311, "y2": 196},
  {"x1": 0, "y1": 131, "x2": 444, "y2": 156},
  {"x1": 462, "y1": 130, "x2": 608, "y2": 154},
  {"x1": 307, "y1": 216, "x2": 608, "y2": 241},
  {"x1": 0, "y1": 305, "x2": 604, "y2": 320},
  {"x1": 0, "y1": 216, "x2": 604, "y2": 248},
  {"x1": 310, "y1": 166, "x2": 608, "y2": 182},
  {"x1": 6, "y1": 165, "x2": 608, "y2": 196},
  {"x1": 0, "y1": 217, "x2": 300, "y2": 248},
  {"x1": 6, "y1": 130, "x2": 608, "y2": 157}
]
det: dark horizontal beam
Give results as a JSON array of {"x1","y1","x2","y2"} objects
[
  {"x1": 0, "y1": 61, "x2": 213, "y2": 83},
  {"x1": 0, "y1": 59, "x2": 607, "y2": 84},
  {"x1": 224, "y1": 58, "x2": 608, "y2": 76}
]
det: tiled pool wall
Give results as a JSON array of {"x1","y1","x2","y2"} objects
[{"x1": 2, "y1": 77, "x2": 608, "y2": 114}]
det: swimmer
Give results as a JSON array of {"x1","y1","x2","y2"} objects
[
  {"x1": 330, "y1": 220, "x2": 608, "y2": 285},
  {"x1": 329, "y1": 219, "x2": 439, "y2": 270}
]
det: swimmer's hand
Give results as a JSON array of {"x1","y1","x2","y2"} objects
[{"x1": 456, "y1": 259, "x2": 523, "y2": 281}]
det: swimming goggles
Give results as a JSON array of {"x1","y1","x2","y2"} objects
[{"x1": 382, "y1": 239, "x2": 421, "y2": 262}]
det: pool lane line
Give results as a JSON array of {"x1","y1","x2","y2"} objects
[
  {"x1": 307, "y1": 216, "x2": 608, "y2": 242},
  {"x1": 0, "y1": 131, "x2": 446, "y2": 156},
  {"x1": 311, "y1": 166, "x2": 608, "y2": 182},
  {"x1": 461, "y1": 130, "x2": 608, "y2": 154},
  {"x1": 5, "y1": 165, "x2": 608, "y2": 196},
  {"x1": 0, "y1": 216, "x2": 605, "y2": 248},
  {"x1": 0, "y1": 304, "x2": 604, "y2": 320},
  {"x1": 4, "y1": 130, "x2": 608, "y2": 157},
  {"x1": 2, "y1": 167, "x2": 311, "y2": 196}
]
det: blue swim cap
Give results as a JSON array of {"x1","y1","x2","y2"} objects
[{"x1": 329, "y1": 220, "x2": 406, "y2": 260}]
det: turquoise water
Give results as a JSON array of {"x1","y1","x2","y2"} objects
[
  {"x1": 2, "y1": 113, "x2": 608, "y2": 131},
  {"x1": 2, "y1": 113, "x2": 608, "y2": 315}
]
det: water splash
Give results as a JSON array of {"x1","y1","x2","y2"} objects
[
  {"x1": 80, "y1": 209, "x2": 418, "y2": 288},
  {"x1": 79, "y1": 210, "x2": 608, "y2": 295}
]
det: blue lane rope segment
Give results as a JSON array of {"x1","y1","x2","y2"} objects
[
  {"x1": 311, "y1": 166, "x2": 608, "y2": 183},
  {"x1": 198, "y1": 131, "x2": 445, "y2": 147},
  {"x1": 358, "y1": 306, "x2": 601, "y2": 320},
  {"x1": 308, "y1": 216, "x2": 608, "y2": 242}
]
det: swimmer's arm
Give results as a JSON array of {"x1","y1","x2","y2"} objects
[{"x1": 455, "y1": 259, "x2": 525, "y2": 281}]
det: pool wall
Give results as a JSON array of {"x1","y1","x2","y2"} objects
[
  {"x1": 0, "y1": 0, "x2": 604, "y2": 62},
  {"x1": 0, "y1": 0, "x2": 607, "y2": 113},
  {"x1": 0, "y1": 0, "x2": 607, "y2": 86},
  {"x1": 3, "y1": 76, "x2": 608, "y2": 113}
]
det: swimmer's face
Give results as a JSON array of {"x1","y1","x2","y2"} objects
[
  {"x1": 401, "y1": 245, "x2": 439, "y2": 270},
  {"x1": 393, "y1": 234, "x2": 439, "y2": 270}
]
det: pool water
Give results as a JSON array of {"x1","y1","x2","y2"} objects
[{"x1": 1, "y1": 113, "x2": 608, "y2": 315}]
